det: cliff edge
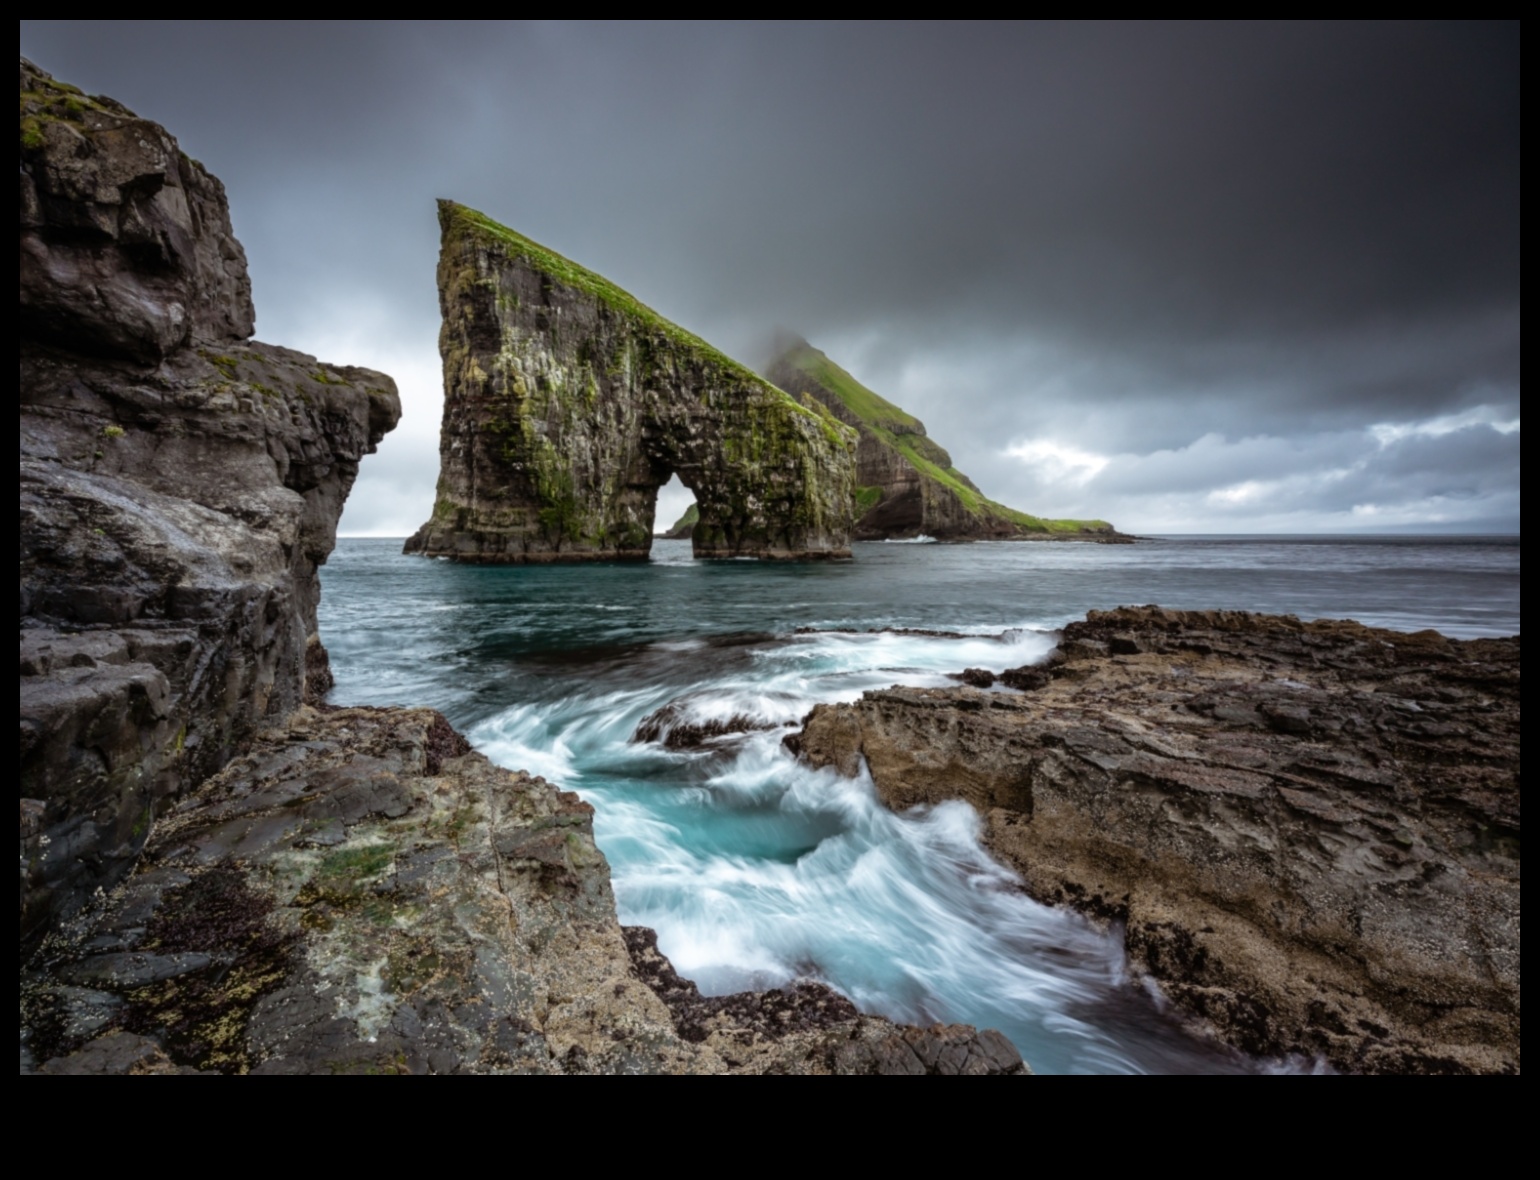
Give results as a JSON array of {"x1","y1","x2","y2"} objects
[
  {"x1": 404, "y1": 202, "x2": 857, "y2": 563},
  {"x1": 20, "y1": 62, "x2": 1027, "y2": 1075},
  {"x1": 766, "y1": 337, "x2": 1119, "y2": 542},
  {"x1": 19, "y1": 57, "x2": 402, "y2": 947}
]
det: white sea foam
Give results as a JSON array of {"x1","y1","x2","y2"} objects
[
  {"x1": 324, "y1": 535, "x2": 1491, "y2": 1071},
  {"x1": 467, "y1": 626, "x2": 1281, "y2": 1073}
]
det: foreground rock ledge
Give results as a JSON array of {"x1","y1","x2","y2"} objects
[
  {"x1": 791, "y1": 607, "x2": 1520, "y2": 1074},
  {"x1": 22, "y1": 707, "x2": 1027, "y2": 1075}
]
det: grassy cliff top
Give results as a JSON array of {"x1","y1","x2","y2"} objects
[
  {"x1": 440, "y1": 201, "x2": 856, "y2": 449},
  {"x1": 776, "y1": 341, "x2": 921, "y2": 432},
  {"x1": 443, "y1": 201, "x2": 785, "y2": 396},
  {"x1": 774, "y1": 339, "x2": 1110, "y2": 535}
]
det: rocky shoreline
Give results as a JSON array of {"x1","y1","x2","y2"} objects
[
  {"x1": 19, "y1": 56, "x2": 1517, "y2": 1075},
  {"x1": 791, "y1": 607, "x2": 1520, "y2": 1073},
  {"x1": 18, "y1": 57, "x2": 1025, "y2": 1076},
  {"x1": 22, "y1": 706, "x2": 1026, "y2": 1074}
]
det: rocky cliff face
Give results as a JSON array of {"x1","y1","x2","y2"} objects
[
  {"x1": 19, "y1": 58, "x2": 402, "y2": 948},
  {"x1": 765, "y1": 338, "x2": 1118, "y2": 542},
  {"x1": 19, "y1": 64, "x2": 1027, "y2": 1076},
  {"x1": 791, "y1": 608, "x2": 1520, "y2": 1073},
  {"x1": 405, "y1": 203, "x2": 857, "y2": 563}
]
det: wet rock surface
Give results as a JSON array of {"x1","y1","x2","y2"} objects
[
  {"x1": 18, "y1": 58, "x2": 401, "y2": 947},
  {"x1": 16, "y1": 61, "x2": 1025, "y2": 1079},
  {"x1": 632, "y1": 703, "x2": 785, "y2": 750},
  {"x1": 793, "y1": 607, "x2": 1521, "y2": 1073},
  {"x1": 404, "y1": 202, "x2": 856, "y2": 563},
  {"x1": 624, "y1": 926, "x2": 1026, "y2": 1075},
  {"x1": 22, "y1": 708, "x2": 1028, "y2": 1075}
]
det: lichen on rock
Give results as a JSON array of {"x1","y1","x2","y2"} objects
[
  {"x1": 19, "y1": 61, "x2": 1028, "y2": 1077},
  {"x1": 790, "y1": 607, "x2": 1521, "y2": 1074},
  {"x1": 22, "y1": 707, "x2": 1030, "y2": 1076},
  {"x1": 404, "y1": 202, "x2": 858, "y2": 562}
]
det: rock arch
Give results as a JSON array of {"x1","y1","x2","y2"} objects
[{"x1": 405, "y1": 202, "x2": 856, "y2": 563}]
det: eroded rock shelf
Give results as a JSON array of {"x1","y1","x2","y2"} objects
[{"x1": 792, "y1": 607, "x2": 1521, "y2": 1074}]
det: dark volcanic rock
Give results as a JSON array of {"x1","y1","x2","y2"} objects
[
  {"x1": 404, "y1": 202, "x2": 856, "y2": 563},
  {"x1": 623, "y1": 926, "x2": 1026, "y2": 1075},
  {"x1": 18, "y1": 58, "x2": 401, "y2": 948},
  {"x1": 19, "y1": 62, "x2": 1027, "y2": 1077},
  {"x1": 632, "y1": 703, "x2": 783, "y2": 750},
  {"x1": 23, "y1": 707, "x2": 1029, "y2": 1075},
  {"x1": 953, "y1": 668, "x2": 997, "y2": 688},
  {"x1": 1000, "y1": 664, "x2": 1052, "y2": 691},
  {"x1": 20, "y1": 61, "x2": 252, "y2": 361},
  {"x1": 792, "y1": 607, "x2": 1521, "y2": 1074}
]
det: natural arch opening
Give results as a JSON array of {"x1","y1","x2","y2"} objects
[
  {"x1": 403, "y1": 201, "x2": 855, "y2": 564},
  {"x1": 652, "y1": 474, "x2": 696, "y2": 541}
]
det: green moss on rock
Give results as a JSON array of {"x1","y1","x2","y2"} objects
[
  {"x1": 407, "y1": 201, "x2": 857, "y2": 563},
  {"x1": 767, "y1": 338, "x2": 1117, "y2": 541}
]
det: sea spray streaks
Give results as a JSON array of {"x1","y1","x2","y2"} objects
[
  {"x1": 471, "y1": 624, "x2": 1270, "y2": 1073},
  {"x1": 320, "y1": 536, "x2": 1517, "y2": 1071}
]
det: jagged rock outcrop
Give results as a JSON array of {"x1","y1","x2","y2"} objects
[
  {"x1": 791, "y1": 608, "x2": 1520, "y2": 1074},
  {"x1": 19, "y1": 58, "x2": 402, "y2": 949},
  {"x1": 404, "y1": 203, "x2": 857, "y2": 563},
  {"x1": 766, "y1": 337, "x2": 1120, "y2": 542},
  {"x1": 20, "y1": 64, "x2": 253, "y2": 361},
  {"x1": 22, "y1": 706, "x2": 1029, "y2": 1075}
]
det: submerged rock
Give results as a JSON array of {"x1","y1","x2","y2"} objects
[
  {"x1": 765, "y1": 337, "x2": 1120, "y2": 542},
  {"x1": 18, "y1": 57, "x2": 401, "y2": 948},
  {"x1": 632, "y1": 702, "x2": 785, "y2": 750},
  {"x1": 404, "y1": 202, "x2": 857, "y2": 563},
  {"x1": 791, "y1": 607, "x2": 1521, "y2": 1074},
  {"x1": 22, "y1": 707, "x2": 1029, "y2": 1075}
]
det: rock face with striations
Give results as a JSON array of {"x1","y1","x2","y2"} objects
[
  {"x1": 765, "y1": 337, "x2": 1118, "y2": 542},
  {"x1": 791, "y1": 608, "x2": 1520, "y2": 1073},
  {"x1": 404, "y1": 202, "x2": 857, "y2": 563},
  {"x1": 19, "y1": 58, "x2": 402, "y2": 948}
]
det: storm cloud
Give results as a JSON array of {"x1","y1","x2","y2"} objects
[{"x1": 19, "y1": 20, "x2": 1519, "y2": 533}]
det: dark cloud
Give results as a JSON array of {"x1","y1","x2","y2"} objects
[{"x1": 20, "y1": 20, "x2": 1519, "y2": 533}]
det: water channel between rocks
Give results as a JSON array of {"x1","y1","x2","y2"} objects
[{"x1": 319, "y1": 535, "x2": 1519, "y2": 1074}]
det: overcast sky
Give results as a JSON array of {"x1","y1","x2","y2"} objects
[{"x1": 21, "y1": 20, "x2": 1520, "y2": 534}]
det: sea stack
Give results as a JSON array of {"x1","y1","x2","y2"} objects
[
  {"x1": 20, "y1": 63, "x2": 1027, "y2": 1075},
  {"x1": 766, "y1": 337, "x2": 1119, "y2": 542},
  {"x1": 405, "y1": 203, "x2": 857, "y2": 562}
]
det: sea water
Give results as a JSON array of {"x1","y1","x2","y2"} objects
[{"x1": 319, "y1": 535, "x2": 1519, "y2": 1073}]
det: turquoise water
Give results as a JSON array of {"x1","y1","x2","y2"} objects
[{"x1": 319, "y1": 535, "x2": 1519, "y2": 1073}]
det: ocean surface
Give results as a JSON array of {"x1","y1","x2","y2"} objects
[{"x1": 319, "y1": 535, "x2": 1520, "y2": 1074}]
